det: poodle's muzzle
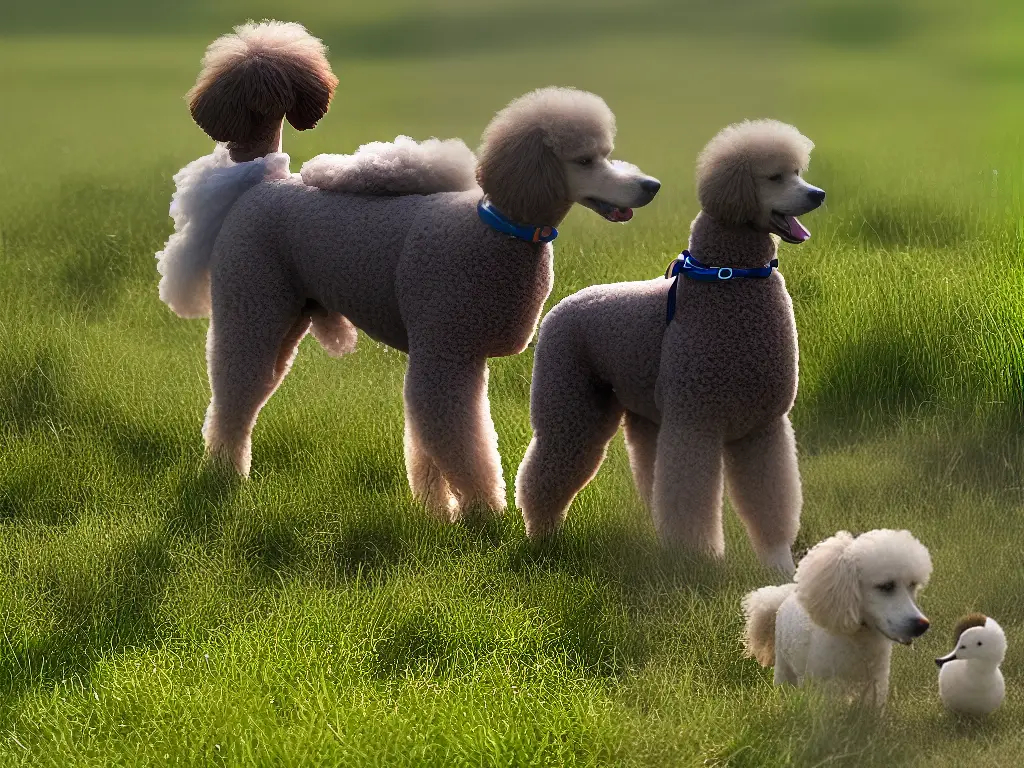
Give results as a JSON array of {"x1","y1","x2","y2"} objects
[
  {"x1": 768, "y1": 179, "x2": 825, "y2": 244},
  {"x1": 575, "y1": 160, "x2": 660, "y2": 223},
  {"x1": 881, "y1": 612, "x2": 930, "y2": 646}
]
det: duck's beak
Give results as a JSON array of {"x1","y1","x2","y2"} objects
[{"x1": 935, "y1": 650, "x2": 958, "y2": 668}]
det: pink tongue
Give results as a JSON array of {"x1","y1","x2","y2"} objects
[
  {"x1": 611, "y1": 207, "x2": 633, "y2": 222},
  {"x1": 787, "y1": 215, "x2": 810, "y2": 241}
]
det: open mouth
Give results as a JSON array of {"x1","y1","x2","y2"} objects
[
  {"x1": 769, "y1": 211, "x2": 811, "y2": 244},
  {"x1": 583, "y1": 197, "x2": 633, "y2": 223}
]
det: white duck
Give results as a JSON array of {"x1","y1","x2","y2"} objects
[{"x1": 936, "y1": 614, "x2": 1006, "y2": 716}]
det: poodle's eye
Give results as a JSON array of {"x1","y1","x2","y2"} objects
[
  {"x1": 909, "y1": 581, "x2": 918, "y2": 589},
  {"x1": 574, "y1": 157, "x2": 594, "y2": 166},
  {"x1": 876, "y1": 581, "x2": 896, "y2": 593},
  {"x1": 978, "y1": 641, "x2": 983, "y2": 646},
  {"x1": 960, "y1": 645, "x2": 966, "y2": 649},
  {"x1": 768, "y1": 173, "x2": 783, "y2": 182}
]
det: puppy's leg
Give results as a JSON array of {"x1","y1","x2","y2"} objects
[
  {"x1": 773, "y1": 655, "x2": 798, "y2": 686},
  {"x1": 403, "y1": 409, "x2": 457, "y2": 518},
  {"x1": 651, "y1": 417, "x2": 725, "y2": 555},
  {"x1": 203, "y1": 302, "x2": 307, "y2": 477},
  {"x1": 724, "y1": 416, "x2": 801, "y2": 576},
  {"x1": 403, "y1": 352, "x2": 505, "y2": 517},
  {"x1": 623, "y1": 413, "x2": 658, "y2": 510}
]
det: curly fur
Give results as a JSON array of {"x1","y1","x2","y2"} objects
[
  {"x1": 697, "y1": 119, "x2": 813, "y2": 226},
  {"x1": 743, "y1": 529, "x2": 933, "y2": 707},
  {"x1": 515, "y1": 120, "x2": 820, "y2": 573},
  {"x1": 155, "y1": 146, "x2": 292, "y2": 318},
  {"x1": 300, "y1": 136, "x2": 477, "y2": 195},
  {"x1": 477, "y1": 88, "x2": 613, "y2": 224},
  {"x1": 188, "y1": 21, "x2": 337, "y2": 162},
  {"x1": 742, "y1": 584, "x2": 797, "y2": 665},
  {"x1": 795, "y1": 531, "x2": 862, "y2": 634},
  {"x1": 156, "y1": 35, "x2": 659, "y2": 505}
]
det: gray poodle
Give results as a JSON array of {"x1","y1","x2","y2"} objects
[
  {"x1": 515, "y1": 120, "x2": 824, "y2": 575},
  {"x1": 154, "y1": 21, "x2": 660, "y2": 519}
]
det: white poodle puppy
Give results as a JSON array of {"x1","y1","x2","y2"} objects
[{"x1": 742, "y1": 530, "x2": 932, "y2": 706}]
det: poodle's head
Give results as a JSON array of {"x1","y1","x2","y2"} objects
[
  {"x1": 696, "y1": 119, "x2": 824, "y2": 243},
  {"x1": 476, "y1": 87, "x2": 660, "y2": 226},
  {"x1": 795, "y1": 530, "x2": 932, "y2": 644},
  {"x1": 936, "y1": 615, "x2": 1006, "y2": 668}
]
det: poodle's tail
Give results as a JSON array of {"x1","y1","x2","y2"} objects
[
  {"x1": 741, "y1": 583, "x2": 796, "y2": 666},
  {"x1": 188, "y1": 21, "x2": 338, "y2": 162},
  {"x1": 155, "y1": 146, "x2": 291, "y2": 318},
  {"x1": 299, "y1": 136, "x2": 477, "y2": 196}
]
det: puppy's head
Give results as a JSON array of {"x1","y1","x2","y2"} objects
[
  {"x1": 795, "y1": 529, "x2": 932, "y2": 644},
  {"x1": 476, "y1": 87, "x2": 660, "y2": 225},
  {"x1": 696, "y1": 119, "x2": 824, "y2": 243}
]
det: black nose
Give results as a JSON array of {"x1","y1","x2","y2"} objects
[
  {"x1": 910, "y1": 617, "x2": 930, "y2": 637},
  {"x1": 640, "y1": 178, "x2": 661, "y2": 197},
  {"x1": 807, "y1": 188, "x2": 826, "y2": 204}
]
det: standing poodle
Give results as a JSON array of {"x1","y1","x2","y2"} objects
[
  {"x1": 155, "y1": 21, "x2": 660, "y2": 519},
  {"x1": 515, "y1": 120, "x2": 823, "y2": 573},
  {"x1": 742, "y1": 530, "x2": 932, "y2": 707}
]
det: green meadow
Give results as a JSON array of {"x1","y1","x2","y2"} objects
[{"x1": 2, "y1": 0, "x2": 1024, "y2": 764}]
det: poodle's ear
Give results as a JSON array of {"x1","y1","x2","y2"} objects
[
  {"x1": 476, "y1": 127, "x2": 569, "y2": 225},
  {"x1": 795, "y1": 531, "x2": 862, "y2": 635},
  {"x1": 696, "y1": 154, "x2": 759, "y2": 227}
]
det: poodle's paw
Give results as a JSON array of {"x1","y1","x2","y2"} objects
[
  {"x1": 759, "y1": 543, "x2": 796, "y2": 578},
  {"x1": 202, "y1": 442, "x2": 251, "y2": 478},
  {"x1": 413, "y1": 487, "x2": 459, "y2": 522},
  {"x1": 522, "y1": 514, "x2": 564, "y2": 540},
  {"x1": 453, "y1": 497, "x2": 505, "y2": 527}
]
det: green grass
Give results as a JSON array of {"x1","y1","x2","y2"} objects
[{"x1": 2, "y1": 0, "x2": 1024, "y2": 765}]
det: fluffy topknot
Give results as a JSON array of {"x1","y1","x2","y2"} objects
[
  {"x1": 696, "y1": 119, "x2": 814, "y2": 226},
  {"x1": 187, "y1": 21, "x2": 338, "y2": 161}
]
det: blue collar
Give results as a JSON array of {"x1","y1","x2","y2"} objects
[
  {"x1": 665, "y1": 250, "x2": 778, "y2": 323},
  {"x1": 477, "y1": 198, "x2": 558, "y2": 244}
]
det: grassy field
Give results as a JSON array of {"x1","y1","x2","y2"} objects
[{"x1": 2, "y1": 0, "x2": 1024, "y2": 765}]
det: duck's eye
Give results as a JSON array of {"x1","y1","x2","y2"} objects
[
  {"x1": 768, "y1": 173, "x2": 783, "y2": 182},
  {"x1": 876, "y1": 581, "x2": 896, "y2": 593},
  {"x1": 575, "y1": 157, "x2": 593, "y2": 166},
  {"x1": 978, "y1": 641, "x2": 983, "y2": 646}
]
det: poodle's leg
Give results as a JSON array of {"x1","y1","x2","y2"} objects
[
  {"x1": 623, "y1": 412, "x2": 659, "y2": 510},
  {"x1": 724, "y1": 417, "x2": 801, "y2": 576},
  {"x1": 651, "y1": 418, "x2": 725, "y2": 555},
  {"x1": 403, "y1": 407, "x2": 457, "y2": 518},
  {"x1": 515, "y1": 387, "x2": 623, "y2": 538},
  {"x1": 403, "y1": 352, "x2": 505, "y2": 517},
  {"x1": 203, "y1": 304, "x2": 308, "y2": 476},
  {"x1": 773, "y1": 654, "x2": 798, "y2": 686}
]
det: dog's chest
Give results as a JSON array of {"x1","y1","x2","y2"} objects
[{"x1": 665, "y1": 279, "x2": 798, "y2": 430}]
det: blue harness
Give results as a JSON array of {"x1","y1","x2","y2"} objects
[
  {"x1": 477, "y1": 198, "x2": 558, "y2": 244},
  {"x1": 665, "y1": 250, "x2": 778, "y2": 323}
]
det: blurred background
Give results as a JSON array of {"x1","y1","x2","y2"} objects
[{"x1": 3, "y1": 3, "x2": 1024, "y2": 764}]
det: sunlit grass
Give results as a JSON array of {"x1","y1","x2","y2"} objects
[{"x1": 2, "y1": 0, "x2": 1024, "y2": 765}]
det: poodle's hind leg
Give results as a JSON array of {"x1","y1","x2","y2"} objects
[
  {"x1": 724, "y1": 417, "x2": 801, "y2": 576},
  {"x1": 623, "y1": 412, "x2": 658, "y2": 510},
  {"x1": 404, "y1": 409, "x2": 457, "y2": 518},
  {"x1": 651, "y1": 418, "x2": 725, "y2": 556},
  {"x1": 515, "y1": 382, "x2": 623, "y2": 539},
  {"x1": 203, "y1": 302, "x2": 309, "y2": 477},
  {"x1": 773, "y1": 654, "x2": 798, "y2": 686},
  {"x1": 403, "y1": 353, "x2": 506, "y2": 518}
]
